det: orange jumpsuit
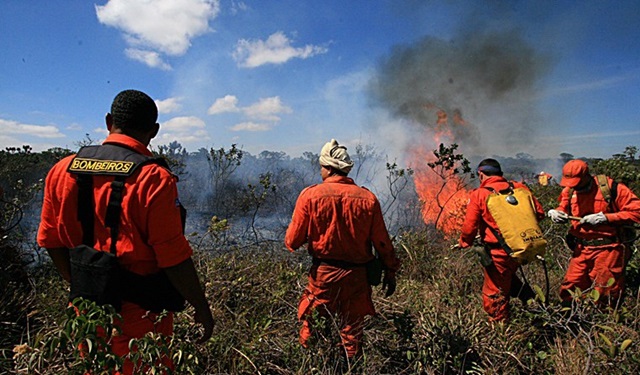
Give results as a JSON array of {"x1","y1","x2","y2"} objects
[
  {"x1": 285, "y1": 175, "x2": 400, "y2": 357},
  {"x1": 459, "y1": 176, "x2": 544, "y2": 321},
  {"x1": 555, "y1": 176, "x2": 640, "y2": 305},
  {"x1": 37, "y1": 134, "x2": 192, "y2": 374}
]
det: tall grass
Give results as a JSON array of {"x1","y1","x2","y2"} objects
[{"x1": 7, "y1": 224, "x2": 640, "y2": 374}]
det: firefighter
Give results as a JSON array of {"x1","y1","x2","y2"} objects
[
  {"x1": 538, "y1": 171, "x2": 553, "y2": 186},
  {"x1": 285, "y1": 139, "x2": 401, "y2": 359},
  {"x1": 458, "y1": 159, "x2": 545, "y2": 322},
  {"x1": 37, "y1": 90, "x2": 214, "y2": 374},
  {"x1": 548, "y1": 159, "x2": 640, "y2": 307}
]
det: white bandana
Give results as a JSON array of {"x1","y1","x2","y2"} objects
[{"x1": 319, "y1": 139, "x2": 354, "y2": 174}]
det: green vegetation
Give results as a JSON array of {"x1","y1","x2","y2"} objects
[{"x1": 2, "y1": 144, "x2": 640, "y2": 374}]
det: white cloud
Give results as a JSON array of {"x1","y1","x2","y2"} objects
[
  {"x1": 96, "y1": 0, "x2": 220, "y2": 68},
  {"x1": 208, "y1": 95, "x2": 292, "y2": 131},
  {"x1": 546, "y1": 70, "x2": 640, "y2": 98},
  {"x1": 162, "y1": 116, "x2": 206, "y2": 131},
  {"x1": 229, "y1": 122, "x2": 271, "y2": 132},
  {"x1": 93, "y1": 127, "x2": 109, "y2": 137},
  {"x1": 207, "y1": 95, "x2": 240, "y2": 114},
  {"x1": 1, "y1": 119, "x2": 65, "y2": 138},
  {"x1": 230, "y1": 1, "x2": 248, "y2": 15},
  {"x1": 157, "y1": 116, "x2": 211, "y2": 143},
  {"x1": 125, "y1": 49, "x2": 172, "y2": 70},
  {"x1": 243, "y1": 96, "x2": 292, "y2": 121},
  {"x1": 66, "y1": 123, "x2": 84, "y2": 131},
  {"x1": 155, "y1": 97, "x2": 183, "y2": 114},
  {"x1": 233, "y1": 31, "x2": 328, "y2": 68}
]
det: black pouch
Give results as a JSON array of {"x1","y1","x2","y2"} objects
[
  {"x1": 366, "y1": 256, "x2": 383, "y2": 286},
  {"x1": 475, "y1": 245, "x2": 494, "y2": 268},
  {"x1": 619, "y1": 225, "x2": 638, "y2": 245},
  {"x1": 121, "y1": 270, "x2": 185, "y2": 313},
  {"x1": 68, "y1": 245, "x2": 122, "y2": 311},
  {"x1": 565, "y1": 234, "x2": 578, "y2": 251}
]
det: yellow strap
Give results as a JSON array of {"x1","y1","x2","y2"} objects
[{"x1": 596, "y1": 174, "x2": 611, "y2": 203}]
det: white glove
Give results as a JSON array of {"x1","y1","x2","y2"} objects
[
  {"x1": 548, "y1": 209, "x2": 569, "y2": 223},
  {"x1": 580, "y1": 212, "x2": 607, "y2": 225}
]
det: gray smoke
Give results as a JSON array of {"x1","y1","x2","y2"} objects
[{"x1": 368, "y1": 28, "x2": 551, "y2": 157}]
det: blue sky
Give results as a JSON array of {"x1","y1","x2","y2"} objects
[{"x1": 1, "y1": 0, "x2": 639, "y2": 163}]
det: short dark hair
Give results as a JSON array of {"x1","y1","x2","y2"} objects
[
  {"x1": 328, "y1": 166, "x2": 349, "y2": 177},
  {"x1": 477, "y1": 158, "x2": 503, "y2": 177},
  {"x1": 110, "y1": 89, "x2": 158, "y2": 133}
]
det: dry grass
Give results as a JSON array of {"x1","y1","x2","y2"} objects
[{"x1": 6, "y1": 228, "x2": 640, "y2": 374}]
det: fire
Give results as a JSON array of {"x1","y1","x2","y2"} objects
[{"x1": 411, "y1": 105, "x2": 471, "y2": 237}]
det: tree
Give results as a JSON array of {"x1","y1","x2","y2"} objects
[
  {"x1": 207, "y1": 144, "x2": 243, "y2": 215},
  {"x1": 155, "y1": 141, "x2": 188, "y2": 177},
  {"x1": 560, "y1": 152, "x2": 574, "y2": 164},
  {"x1": 239, "y1": 173, "x2": 277, "y2": 243},
  {"x1": 592, "y1": 146, "x2": 640, "y2": 193},
  {"x1": 421, "y1": 143, "x2": 473, "y2": 235},
  {"x1": 351, "y1": 142, "x2": 382, "y2": 186}
]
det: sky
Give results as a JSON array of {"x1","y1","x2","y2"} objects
[{"x1": 1, "y1": 0, "x2": 640, "y2": 167}]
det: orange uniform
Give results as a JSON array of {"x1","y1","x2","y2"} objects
[
  {"x1": 285, "y1": 175, "x2": 400, "y2": 357},
  {"x1": 555, "y1": 176, "x2": 640, "y2": 304},
  {"x1": 459, "y1": 176, "x2": 544, "y2": 321},
  {"x1": 37, "y1": 133, "x2": 192, "y2": 374}
]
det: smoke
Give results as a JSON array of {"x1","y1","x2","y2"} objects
[{"x1": 368, "y1": 28, "x2": 551, "y2": 157}]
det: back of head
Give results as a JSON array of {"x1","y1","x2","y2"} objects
[
  {"x1": 110, "y1": 90, "x2": 158, "y2": 134},
  {"x1": 477, "y1": 158, "x2": 503, "y2": 177},
  {"x1": 319, "y1": 139, "x2": 354, "y2": 175}
]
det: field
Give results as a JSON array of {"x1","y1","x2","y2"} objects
[{"x1": 2, "y1": 144, "x2": 640, "y2": 374}]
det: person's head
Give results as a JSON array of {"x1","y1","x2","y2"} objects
[
  {"x1": 106, "y1": 89, "x2": 159, "y2": 145},
  {"x1": 319, "y1": 139, "x2": 354, "y2": 179},
  {"x1": 560, "y1": 159, "x2": 591, "y2": 189},
  {"x1": 477, "y1": 158, "x2": 503, "y2": 181}
]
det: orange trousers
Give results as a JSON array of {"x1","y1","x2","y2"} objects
[
  {"x1": 482, "y1": 250, "x2": 520, "y2": 322},
  {"x1": 78, "y1": 302, "x2": 174, "y2": 375},
  {"x1": 298, "y1": 264, "x2": 374, "y2": 357},
  {"x1": 560, "y1": 243, "x2": 629, "y2": 306}
]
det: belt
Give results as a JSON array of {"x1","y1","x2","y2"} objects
[
  {"x1": 576, "y1": 237, "x2": 618, "y2": 247},
  {"x1": 484, "y1": 242, "x2": 503, "y2": 249},
  {"x1": 312, "y1": 257, "x2": 367, "y2": 269}
]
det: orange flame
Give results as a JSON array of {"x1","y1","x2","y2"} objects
[{"x1": 411, "y1": 105, "x2": 471, "y2": 237}]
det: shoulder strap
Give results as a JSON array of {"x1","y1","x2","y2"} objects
[
  {"x1": 487, "y1": 225, "x2": 513, "y2": 256},
  {"x1": 76, "y1": 174, "x2": 94, "y2": 247},
  {"x1": 105, "y1": 177, "x2": 126, "y2": 254},
  {"x1": 596, "y1": 174, "x2": 611, "y2": 204},
  {"x1": 595, "y1": 174, "x2": 620, "y2": 212},
  {"x1": 75, "y1": 175, "x2": 123, "y2": 255}
]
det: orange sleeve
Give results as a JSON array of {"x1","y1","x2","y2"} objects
[
  {"x1": 284, "y1": 187, "x2": 311, "y2": 251},
  {"x1": 555, "y1": 187, "x2": 572, "y2": 214},
  {"x1": 140, "y1": 167, "x2": 193, "y2": 268},
  {"x1": 607, "y1": 183, "x2": 640, "y2": 224},
  {"x1": 370, "y1": 198, "x2": 400, "y2": 273},
  {"x1": 459, "y1": 190, "x2": 482, "y2": 248},
  {"x1": 37, "y1": 157, "x2": 74, "y2": 249}
]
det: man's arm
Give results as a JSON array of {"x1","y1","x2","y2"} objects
[
  {"x1": 608, "y1": 183, "x2": 640, "y2": 224},
  {"x1": 555, "y1": 187, "x2": 571, "y2": 213},
  {"x1": 459, "y1": 192, "x2": 481, "y2": 248},
  {"x1": 46, "y1": 247, "x2": 71, "y2": 283},
  {"x1": 163, "y1": 258, "x2": 214, "y2": 343},
  {"x1": 284, "y1": 192, "x2": 310, "y2": 251},
  {"x1": 370, "y1": 199, "x2": 400, "y2": 273}
]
